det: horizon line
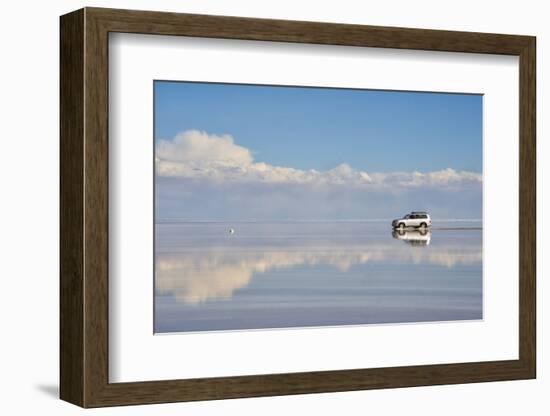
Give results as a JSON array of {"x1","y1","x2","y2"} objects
[{"x1": 155, "y1": 218, "x2": 483, "y2": 224}]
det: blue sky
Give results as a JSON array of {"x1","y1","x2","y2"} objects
[
  {"x1": 154, "y1": 81, "x2": 483, "y2": 221},
  {"x1": 155, "y1": 81, "x2": 482, "y2": 173}
]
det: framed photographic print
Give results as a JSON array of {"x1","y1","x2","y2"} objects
[{"x1": 60, "y1": 7, "x2": 536, "y2": 408}]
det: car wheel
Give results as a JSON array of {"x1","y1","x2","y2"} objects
[
  {"x1": 399, "y1": 223, "x2": 405, "y2": 230},
  {"x1": 420, "y1": 222, "x2": 427, "y2": 229}
]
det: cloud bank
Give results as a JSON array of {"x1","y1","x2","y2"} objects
[
  {"x1": 156, "y1": 130, "x2": 482, "y2": 189},
  {"x1": 155, "y1": 130, "x2": 482, "y2": 220}
]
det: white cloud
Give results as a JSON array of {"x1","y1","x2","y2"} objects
[
  {"x1": 156, "y1": 130, "x2": 252, "y2": 176},
  {"x1": 156, "y1": 130, "x2": 482, "y2": 189}
]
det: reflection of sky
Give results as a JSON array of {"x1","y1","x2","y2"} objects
[{"x1": 155, "y1": 222, "x2": 482, "y2": 333}]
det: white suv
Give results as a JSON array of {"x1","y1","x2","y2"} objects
[{"x1": 392, "y1": 212, "x2": 431, "y2": 229}]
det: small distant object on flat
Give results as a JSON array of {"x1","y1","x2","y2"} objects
[{"x1": 229, "y1": 228, "x2": 235, "y2": 235}]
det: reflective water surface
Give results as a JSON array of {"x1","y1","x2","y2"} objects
[{"x1": 154, "y1": 222, "x2": 482, "y2": 333}]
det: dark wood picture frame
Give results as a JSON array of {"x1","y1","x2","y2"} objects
[{"x1": 60, "y1": 7, "x2": 536, "y2": 408}]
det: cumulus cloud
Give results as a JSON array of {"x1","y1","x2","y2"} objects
[
  {"x1": 157, "y1": 130, "x2": 252, "y2": 167},
  {"x1": 156, "y1": 130, "x2": 482, "y2": 189}
]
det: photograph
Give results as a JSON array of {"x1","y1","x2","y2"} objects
[
  {"x1": 153, "y1": 81, "x2": 483, "y2": 334},
  {"x1": 51, "y1": 4, "x2": 538, "y2": 410}
]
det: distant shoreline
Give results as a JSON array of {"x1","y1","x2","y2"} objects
[
  {"x1": 431, "y1": 227, "x2": 482, "y2": 231},
  {"x1": 156, "y1": 219, "x2": 483, "y2": 224}
]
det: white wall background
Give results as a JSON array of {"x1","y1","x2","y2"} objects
[{"x1": 0, "y1": 0, "x2": 545, "y2": 414}]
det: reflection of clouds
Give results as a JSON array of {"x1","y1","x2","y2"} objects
[
  {"x1": 156, "y1": 256, "x2": 252, "y2": 304},
  {"x1": 156, "y1": 244, "x2": 482, "y2": 304}
]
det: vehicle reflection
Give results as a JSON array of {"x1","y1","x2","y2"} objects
[{"x1": 392, "y1": 228, "x2": 431, "y2": 246}]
